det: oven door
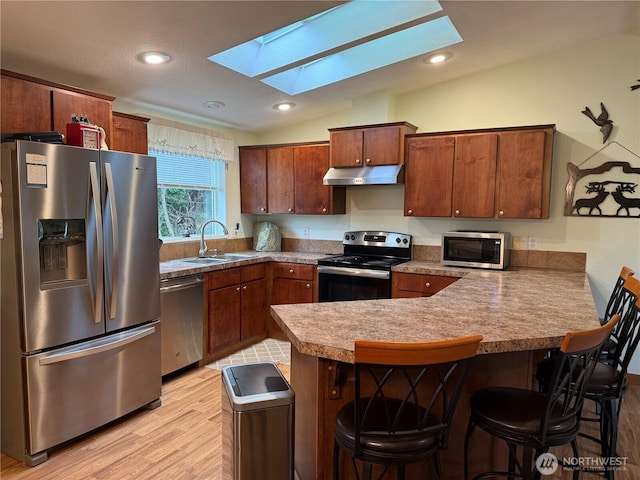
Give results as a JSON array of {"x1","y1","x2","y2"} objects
[{"x1": 318, "y1": 266, "x2": 391, "y2": 302}]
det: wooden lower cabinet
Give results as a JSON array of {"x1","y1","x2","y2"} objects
[
  {"x1": 392, "y1": 272, "x2": 459, "y2": 298},
  {"x1": 269, "y1": 262, "x2": 315, "y2": 337},
  {"x1": 203, "y1": 264, "x2": 267, "y2": 363}
]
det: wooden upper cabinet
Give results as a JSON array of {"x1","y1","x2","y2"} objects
[
  {"x1": 240, "y1": 142, "x2": 346, "y2": 215},
  {"x1": 111, "y1": 112, "x2": 149, "y2": 154},
  {"x1": 496, "y1": 129, "x2": 550, "y2": 219},
  {"x1": 1, "y1": 70, "x2": 114, "y2": 147},
  {"x1": 330, "y1": 129, "x2": 363, "y2": 167},
  {"x1": 294, "y1": 143, "x2": 345, "y2": 215},
  {"x1": 51, "y1": 89, "x2": 113, "y2": 147},
  {"x1": 239, "y1": 147, "x2": 268, "y2": 213},
  {"x1": 0, "y1": 75, "x2": 51, "y2": 133},
  {"x1": 404, "y1": 125, "x2": 554, "y2": 219},
  {"x1": 404, "y1": 135, "x2": 455, "y2": 217},
  {"x1": 452, "y1": 133, "x2": 498, "y2": 218},
  {"x1": 329, "y1": 122, "x2": 417, "y2": 167},
  {"x1": 267, "y1": 146, "x2": 295, "y2": 214}
]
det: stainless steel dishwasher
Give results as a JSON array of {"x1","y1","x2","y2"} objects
[{"x1": 160, "y1": 275, "x2": 204, "y2": 376}]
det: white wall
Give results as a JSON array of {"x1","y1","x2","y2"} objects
[
  {"x1": 254, "y1": 29, "x2": 640, "y2": 373},
  {"x1": 116, "y1": 29, "x2": 640, "y2": 373}
]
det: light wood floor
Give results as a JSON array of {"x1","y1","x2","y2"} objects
[{"x1": 1, "y1": 366, "x2": 638, "y2": 480}]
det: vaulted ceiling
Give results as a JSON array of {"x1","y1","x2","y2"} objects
[{"x1": 1, "y1": 1, "x2": 638, "y2": 132}]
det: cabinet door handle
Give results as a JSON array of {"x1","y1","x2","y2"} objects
[
  {"x1": 455, "y1": 209, "x2": 461, "y2": 215},
  {"x1": 242, "y1": 285, "x2": 247, "y2": 291},
  {"x1": 289, "y1": 269, "x2": 294, "y2": 274},
  {"x1": 306, "y1": 283, "x2": 311, "y2": 288},
  {"x1": 355, "y1": 158, "x2": 361, "y2": 164},
  {"x1": 365, "y1": 158, "x2": 371, "y2": 164},
  {"x1": 499, "y1": 210, "x2": 505, "y2": 216},
  {"x1": 236, "y1": 287, "x2": 241, "y2": 292},
  {"x1": 260, "y1": 207, "x2": 266, "y2": 212},
  {"x1": 288, "y1": 207, "x2": 293, "y2": 213},
  {"x1": 407, "y1": 209, "x2": 413, "y2": 215},
  {"x1": 322, "y1": 207, "x2": 327, "y2": 213},
  {"x1": 425, "y1": 282, "x2": 431, "y2": 288}
]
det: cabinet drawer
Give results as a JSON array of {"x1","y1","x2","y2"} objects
[
  {"x1": 271, "y1": 262, "x2": 315, "y2": 281},
  {"x1": 241, "y1": 263, "x2": 267, "y2": 283},
  {"x1": 392, "y1": 273, "x2": 458, "y2": 296},
  {"x1": 207, "y1": 268, "x2": 240, "y2": 290}
]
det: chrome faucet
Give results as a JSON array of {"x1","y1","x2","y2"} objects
[{"x1": 198, "y1": 219, "x2": 229, "y2": 257}]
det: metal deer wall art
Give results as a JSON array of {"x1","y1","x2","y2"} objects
[{"x1": 565, "y1": 142, "x2": 640, "y2": 217}]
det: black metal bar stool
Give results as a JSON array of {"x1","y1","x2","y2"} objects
[
  {"x1": 333, "y1": 334, "x2": 483, "y2": 480},
  {"x1": 580, "y1": 275, "x2": 640, "y2": 479},
  {"x1": 598, "y1": 267, "x2": 635, "y2": 363},
  {"x1": 535, "y1": 272, "x2": 640, "y2": 480},
  {"x1": 464, "y1": 316, "x2": 619, "y2": 480}
]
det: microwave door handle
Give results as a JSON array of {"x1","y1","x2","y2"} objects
[
  {"x1": 89, "y1": 162, "x2": 104, "y2": 325},
  {"x1": 104, "y1": 162, "x2": 119, "y2": 320}
]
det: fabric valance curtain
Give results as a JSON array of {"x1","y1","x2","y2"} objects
[{"x1": 147, "y1": 118, "x2": 235, "y2": 163}]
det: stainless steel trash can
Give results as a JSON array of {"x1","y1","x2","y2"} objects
[{"x1": 221, "y1": 361, "x2": 294, "y2": 480}]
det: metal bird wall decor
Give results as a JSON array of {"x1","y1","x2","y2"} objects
[{"x1": 582, "y1": 102, "x2": 614, "y2": 144}]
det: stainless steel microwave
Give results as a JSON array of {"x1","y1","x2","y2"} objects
[{"x1": 441, "y1": 231, "x2": 510, "y2": 270}]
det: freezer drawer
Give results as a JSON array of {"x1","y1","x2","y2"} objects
[{"x1": 24, "y1": 321, "x2": 161, "y2": 459}]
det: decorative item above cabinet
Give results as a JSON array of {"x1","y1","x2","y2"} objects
[{"x1": 404, "y1": 124, "x2": 555, "y2": 219}]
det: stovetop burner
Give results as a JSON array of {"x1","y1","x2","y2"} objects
[
  {"x1": 318, "y1": 231, "x2": 412, "y2": 271},
  {"x1": 320, "y1": 255, "x2": 407, "y2": 268}
]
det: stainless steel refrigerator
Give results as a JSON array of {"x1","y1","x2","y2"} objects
[{"x1": 1, "y1": 140, "x2": 161, "y2": 466}]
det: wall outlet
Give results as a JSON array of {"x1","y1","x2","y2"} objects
[
  {"x1": 303, "y1": 227, "x2": 310, "y2": 238},
  {"x1": 512, "y1": 236, "x2": 528, "y2": 250},
  {"x1": 528, "y1": 237, "x2": 538, "y2": 250},
  {"x1": 513, "y1": 236, "x2": 521, "y2": 249}
]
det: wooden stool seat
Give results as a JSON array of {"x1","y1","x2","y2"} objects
[
  {"x1": 333, "y1": 334, "x2": 483, "y2": 480},
  {"x1": 465, "y1": 316, "x2": 620, "y2": 480}
]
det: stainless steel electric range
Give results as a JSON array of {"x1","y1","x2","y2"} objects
[{"x1": 317, "y1": 231, "x2": 412, "y2": 302}]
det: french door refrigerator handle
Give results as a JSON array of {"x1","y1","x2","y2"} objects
[
  {"x1": 89, "y1": 162, "x2": 104, "y2": 325},
  {"x1": 38, "y1": 325, "x2": 157, "y2": 365},
  {"x1": 104, "y1": 162, "x2": 119, "y2": 320}
]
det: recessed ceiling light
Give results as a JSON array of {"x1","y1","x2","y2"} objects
[
  {"x1": 139, "y1": 52, "x2": 171, "y2": 65},
  {"x1": 425, "y1": 52, "x2": 451, "y2": 64},
  {"x1": 273, "y1": 102, "x2": 295, "y2": 111},
  {"x1": 203, "y1": 100, "x2": 226, "y2": 109}
]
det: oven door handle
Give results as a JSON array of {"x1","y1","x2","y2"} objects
[{"x1": 318, "y1": 265, "x2": 390, "y2": 280}]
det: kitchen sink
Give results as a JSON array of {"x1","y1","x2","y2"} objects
[
  {"x1": 213, "y1": 253, "x2": 257, "y2": 260},
  {"x1": 183, "y1": 253, "x2": 257, "y2": 264}
]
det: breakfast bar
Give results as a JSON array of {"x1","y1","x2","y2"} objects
[{"x1": 270, "y1": 266, "x2": 600, "y2": 480}]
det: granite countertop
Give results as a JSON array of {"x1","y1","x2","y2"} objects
[
  {"x1": 160, "y1": 251, "x2": 328, "y2": 279},
  {"x1": 270, "y1": 266, "x2": 600, "y2": 363}
]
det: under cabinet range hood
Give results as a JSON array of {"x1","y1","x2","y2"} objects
[{"x1": 322, "y1": 165, "x2": 404, "y2": 186}]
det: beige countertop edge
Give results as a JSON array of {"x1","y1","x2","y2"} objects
[
  {"x1": 269, "y1": 267, "x2": 599, "y2": 364},
  {"x1": 159, "y1": 251, "x2": 327, "y2": 278}
]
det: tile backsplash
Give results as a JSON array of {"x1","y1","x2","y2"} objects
[{"x1": 160, "y1": 237, "x2": 586, "y2": 272}]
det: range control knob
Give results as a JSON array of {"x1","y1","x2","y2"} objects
[
  {"x1": 395, "y1": 237, "x2": 401, "y2": 243},
  {"x1": 403, "y1": 238, "x2": 409, "y2": 244},
  {"x1": 350, "y1": 234, "x2": 356, "y2": 240},
  {"x1": 344, "y1": 234, "x2": 350, "y2": 240}
]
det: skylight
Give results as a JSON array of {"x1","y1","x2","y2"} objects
[{"x1": 207, "y1": 0, "x2": 462, "y2": 95}]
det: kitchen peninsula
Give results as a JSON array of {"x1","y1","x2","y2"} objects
[{"x1": 270, "y1": 266, "x2": 600, "y2": 480}]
